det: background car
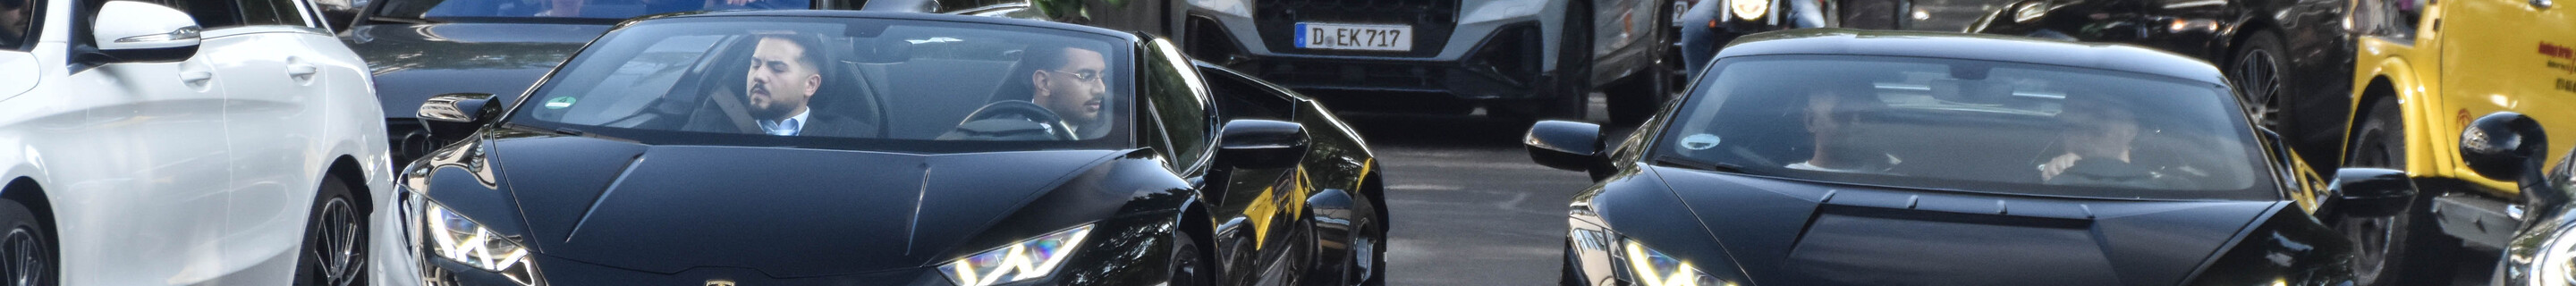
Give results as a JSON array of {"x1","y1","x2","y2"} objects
[
  {"x1": 0, "y1": 0, "x2": 394, "y2": 284},
  {"x1": 381, "y1": 11, "x2": 1387, "y2": 285},
  {"x1": 1527, "y1": 29, "x2": 2398, "y2": 286},
  {"x1": 343, "y1": 0, "x2": 841, "y2": 164},
  {"x1": 2332, "y1": 0, "x2": 2576, "y2": 283},
  {"x1": 1168, "y1": 0, "x2": 1676, "y2": 124}
]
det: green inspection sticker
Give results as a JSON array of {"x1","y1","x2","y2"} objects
[{"x1": 543, "y1": 97, "x2": 577, "y2": 109}]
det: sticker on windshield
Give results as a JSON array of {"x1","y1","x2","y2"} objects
[
  {"x1": 543, "y1": 97, "x2": 577, "y2": 109},
  {"x1": 1680, "y1": 134, "x2": 1722, "y2": 150}
]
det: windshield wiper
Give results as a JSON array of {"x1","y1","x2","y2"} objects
[{"x1": 1654, "y1": 156, "x2": 1747, "y2": 173}]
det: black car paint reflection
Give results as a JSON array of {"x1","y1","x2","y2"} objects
[
  {"x1": 1538, "y1": 29, "x2": 2377, "y2": 286},
  {"x1": 392, "y1": 12, "x2": 1385, "y2": 286}
]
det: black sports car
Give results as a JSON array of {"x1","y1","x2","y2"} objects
[
  {"x1": 385, "y1": 11, "x2": 1387, "y2": 285},
  {"x1": 1528, "y1": 29, "x2": 2410, "y2": 286}
]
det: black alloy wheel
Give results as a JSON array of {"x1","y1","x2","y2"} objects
[
  {"x1": 295, "y1": 176, "x2": 368, "y2": 286},
  {"x1": 1169, "y1": 230, "x2": 1216, "y2": 286},
  {"x1": 0, "y1": 198, "x2": 51, "y2": 286},
  {"x1": 2337, "y1": 97, "x2": 2453, "y2": 286},
  {"x1": 1354, "y1": 204, "x2": 1386, "y2": 286},
  {"x1": 2232, "y1": 30, "x2": 2292, "y2": 132}
]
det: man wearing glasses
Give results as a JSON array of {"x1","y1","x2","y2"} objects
[{"x1": 953, "y1": 43, "x2": 1111, "y2": 140}]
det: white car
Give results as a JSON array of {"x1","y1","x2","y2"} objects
[{"x1": 0, "y1": 0, "x2": 393, "y2": 285}]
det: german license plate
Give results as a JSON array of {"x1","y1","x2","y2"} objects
[{"x1": 1295, "y1": 22, "x2": 1413, "y2": 51}]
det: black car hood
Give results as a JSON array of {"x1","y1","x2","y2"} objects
[
  {"x1": 345, "y1": 22, "x2": 608, "y2": 119},
  {"x1": 1642, "y1": 166, "x2": 2283, "y2": 286},
  {"x1": 474, "y1": 134, "x2": 1125, "y2": 277}
]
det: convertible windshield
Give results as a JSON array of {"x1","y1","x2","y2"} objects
[
  {"x1": 375, "y1": 0, "x2": 809, "y2": 21},
  {"x1": 1657, "y1": 55, "x2": 2273, "y2": 200},
  {"x1": 508, "y1": 17, "x2": 1134, "y2": 151}
]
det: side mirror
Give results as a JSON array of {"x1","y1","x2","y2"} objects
[
  {"x1": 1217, "y1": 119, "x2": 1308, "y2": 169},
  {"x1": 2462, "y1": 112, "x2": 2547, "y2": 181},
  {"x1": 419, "y1": 93, "x2": 500, "y2": 124},
  {"x1": 1525, "y1": 120, "x2": 1605, "y2": 172},
  {"x1": 91, "y1": 1, "x2": 202, "y2": 63},
  {"x1": 2327, "y1": 168, "x2": 2417, "y2": 216}
]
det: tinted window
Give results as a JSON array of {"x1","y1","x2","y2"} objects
[
  {"x1": 376, "y1": 0, "x2": 809, "y2": 21},
  {"x1": 1139, "y1": 38, "x2": 1211, "y2": 166},
  {"x1": 1, "y1": 0, "x2": 32, "y2": 50},
  {"x1": 508, "y1": 17, "x2": 1134, "y2": 153},
  {"x1": 159, "y1": 0, "x2": 306, "y2": 29},
  {"x1": 1203, "y1": 67, "x2": 1293, "y2": 121},
  {"x1": 1657, "y1": 55, "x2": 2272, "y2": 200}
]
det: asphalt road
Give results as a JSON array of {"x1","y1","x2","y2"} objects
[
  {"x1": 1348, "y1": 96, "x2": 1613, "y2": 286},
  {"x1": 1343, "y1": 95, "x2": 2502, "y2": 286}
]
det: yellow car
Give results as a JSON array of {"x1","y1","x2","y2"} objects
[{"x1": 2343, "y1": 0, "x2": 2575, "y2": 284}]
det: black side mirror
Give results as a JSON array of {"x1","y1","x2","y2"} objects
[
  {"x1": 1525, "y1": 120, "x2": 1605, "y2": 172},
  {"x1": 2327, "y1": 168, "x2": 2418, "y2": 216},
  {"x1": 2462, "y1": 112, "x2": 2548, "y2": 181},
  {"x1": 419, "y1": 93, "x2": 499, "y2": 124},
  {"x1": 1217, "y1": 119, "x2": 1308, "y2": 169}
]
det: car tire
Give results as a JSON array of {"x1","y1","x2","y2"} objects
[
  {"x1": 1557, "y1": 242, "x2": 1580, "y2": 286},
  {"x1": 293, "y1": 175, "x2": 368, "y2": 286},
  {"x1": 1169, "y1": 229, "x2": 1217, "y2": 286},
  {"x1": 0, "y1": 197, "x2": 54, "y2": 286},
  {"x1": 2338, "y1": 97, "x2": 2453, "y2": 286},
  {"x1": 2231, "y1": 30, "x2": 2292, "y2": 133}
]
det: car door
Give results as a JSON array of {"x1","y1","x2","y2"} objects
[
  {"x1": 41, "y1": 1, "x2": 240, "y2": 284},
  {"x1": 157, "y1": 0, "x2": 331, "y2": 282},
  {"x1": 2438, "y1": 0, "x2": 2576, "y2": 167}
]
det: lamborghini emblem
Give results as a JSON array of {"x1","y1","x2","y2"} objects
[{"x1": 707, "y1": 280, "x2": 737, "y2": 286}]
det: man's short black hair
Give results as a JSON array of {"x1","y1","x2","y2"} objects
[
  {"x1": 992, "y1": 41, "x2": 1106, "y2": 102},
  {"x1": 751, "y1": 33, "x2": 828, "y2": 71}
]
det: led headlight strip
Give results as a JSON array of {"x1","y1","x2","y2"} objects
[
  {"x1": 424, "y1": 204, "x2": 538, "y2": 285},
  {"x1": 942, "y1": 224, "x2": 1095, "y2": 286},
  {"x1": 1623, "y1": 240, "x2": 1735, "y2": 286}
]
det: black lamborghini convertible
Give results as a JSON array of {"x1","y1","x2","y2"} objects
[
  {"x1": 386, "y1": 11, "x2": 1386, "y2": 286},
  {"x1": 1529, "y1": 29, "x2": 2419, "y2": 286}
]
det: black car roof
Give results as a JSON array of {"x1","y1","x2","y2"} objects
[
  {"x1": 616, "y1": 10, "x2": 1145, "y2": 44},
  {"x1": 1718, "y1": 29, "x2": 2226, "y2": 84}
]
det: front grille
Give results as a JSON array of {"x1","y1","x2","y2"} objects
[{"x1": 1253, "y1": 0, "x2": 1462, "y2": 58}]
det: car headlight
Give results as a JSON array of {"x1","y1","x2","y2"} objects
[
  {"x1": 941, "y1": 224, "x2": 1095, "y2": 286},
  {"x1": 1621, "y1": 240, "x2": 1736, "y2": 286},
  {"x1": 1727, "y1": 0, "x2": 1768, "y2": 21},
  {"x1": 2527, "y1": 225, "x2": 2576, "y2": 286},
  {"x1": 424, "y1": 203, "x2": 538, "y2": 285}
]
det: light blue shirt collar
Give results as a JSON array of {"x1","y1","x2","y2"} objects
[{"x1": 758, "y1": 109, "x2": 811, "y2": 136}]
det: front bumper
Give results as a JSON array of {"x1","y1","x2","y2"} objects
[{"x1": 415, "y1": 254, "x2": 953, "y2": 286}]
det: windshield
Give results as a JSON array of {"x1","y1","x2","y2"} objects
[
  {"x1": 505, "y1": 17, "x2": 1135, "y2": 153},
  {"x1": 1657, "y1": 55, "x2": 2274, "y2": 200},
  {"x1": 374, "y1": 0, "x2": 810, "y2": 21}
]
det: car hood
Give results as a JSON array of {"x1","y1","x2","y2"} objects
[
  {"x1": 460, "y1": 132, "x2": 1126, "y2": 277},
  {"x1": 1640, "y1": 166, "x2": 2282, "y2": 286},
  {"x1": 345, "y1": 22, "x2": 609, "y2": 119}
]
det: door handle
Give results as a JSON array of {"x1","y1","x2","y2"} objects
[
  {"x1": 180, "y1": 71, "x2": 214, "y2": 88},
  {"x1": 286, "y1": 63, "x2": 318, "y2": 82}
]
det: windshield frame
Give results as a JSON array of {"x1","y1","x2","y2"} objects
[
  {"x1": 1645, "y1": 54, "x2": 2283, "y2": 201},
  {"x1": 365, "y1": 0, "x2": 825, "y2": 23},
  {"x1": 488, "y1": 15, "x2": 1147, "y2": 154}
]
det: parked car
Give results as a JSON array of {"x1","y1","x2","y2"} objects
[
  {"x1": 343, "y1": 0, "x2": 836, "y2": 164},
  {"x1": 1529, "y1": 29, "x2": 2392, "y2": 286},
  {"x1": 1157, "y1": 0, "x2": 1678, "y2": 124},
  {"x1": 0, "y1": 0, "x2": 394, "y2": 284},
  {"x1": 2333, "y1": 0, "x2": 2576, "y2": 282},
  {"x1": 379, "y1": 11, "x2": 1388, "y2": 285}
]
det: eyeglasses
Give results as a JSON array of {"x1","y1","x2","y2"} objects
[{"x1": 1041, "y1": 69, "x2": 1104, "y2": 83}]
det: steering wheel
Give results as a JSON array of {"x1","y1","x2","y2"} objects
[{"x1": 955, "y1": 100, "x2": 1077, "y2": 140}]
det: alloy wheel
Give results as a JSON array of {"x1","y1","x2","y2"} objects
[
  {"x1": 309, "y1": 198, "x2": 363, "y2": 286},
  {"x1": 2233, "y1": 48, "x2": 2286, "y2": 131},
  {"x1": 0, "y1": 227, "x2": 44, "y2": 286}
]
